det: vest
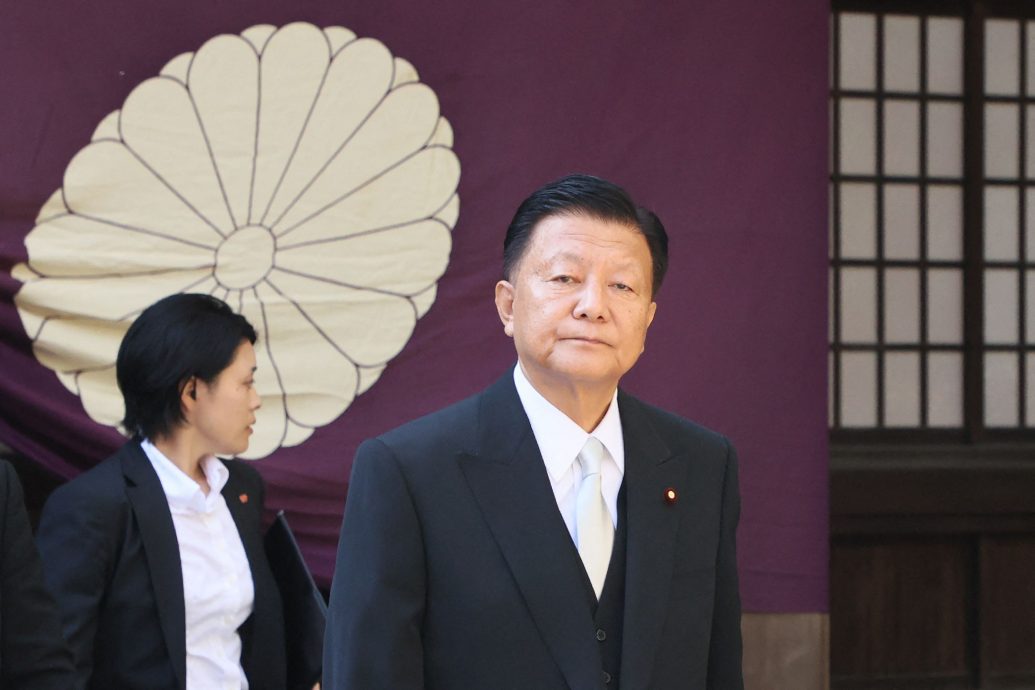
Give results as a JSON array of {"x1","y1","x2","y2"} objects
[{"x1": 580, "y1": 484, "x2": 628, "y2": 689}]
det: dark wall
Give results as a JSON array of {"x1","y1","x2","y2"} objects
[{"x1": 830, "y1": 447, "x2": 1035, "y2": 688}]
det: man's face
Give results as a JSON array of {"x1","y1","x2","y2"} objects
[{"x1": 495, "y1": 213, "x2": 657, "y2": 394}]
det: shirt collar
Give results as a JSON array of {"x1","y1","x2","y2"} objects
[
  {"x1": 140, "y1": 439, "x2": 229, "y2": 513},
  {"x1": 512, "y1": 364, "x2": 625, "y2": 482}
]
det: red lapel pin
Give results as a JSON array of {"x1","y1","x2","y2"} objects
[
  {"x1": 664, "y1": 488, "x2": 677, "y2": 505},
  {"x1": 239, "y1": 493, "x2": 249, "y2": 504}
]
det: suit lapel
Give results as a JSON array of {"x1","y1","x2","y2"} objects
[
  {"x1": 616, "y1": 393, "x2": 683, "y2": 690},
  {"x1": 121, "y1": 444, "x2": 187, "y2": 690},
  {"x1": 221, "y1": 465, "x2": 262, "y2": 585},
  {"x1": 458, "y1": 373, "x2": 601, "y2": 690},
  {"x1": 221, "y1": 462, "x2": 269, "y2": 674}
]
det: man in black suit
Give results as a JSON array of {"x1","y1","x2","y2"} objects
[
  {"x1": 0, "y1": 459, "x2": 74, "y2": 688},
  {"x1": 324, "y1": 174, "x2": 743, "y2": 689}
]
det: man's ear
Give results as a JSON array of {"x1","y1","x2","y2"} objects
[
  {"x1": 641, "y1": 301, "x2": 658, "y2": 354},
  {"x1": 494, "y1": 280, "x2": 516, "y2": 338}
]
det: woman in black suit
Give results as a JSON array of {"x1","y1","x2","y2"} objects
[
  {"x1": 0, "y1": 459, "x2": 74, "y2": 688},
  {"x1": 36, "y1": 293, "x2": 285, "y2": 690}
]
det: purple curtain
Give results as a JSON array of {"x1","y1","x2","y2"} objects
[{"x1": 0, "y1": 0, "x2": 829, "y2": 612}]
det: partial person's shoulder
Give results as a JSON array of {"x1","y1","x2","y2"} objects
[
  {"x1": 619, "y1": 391, "x2": 732, "y2": 456},
  {"x1": 48, "y1": 446, "x2": 128, "y2": 502},
  {"x1": 0, "y1": 458, "x2": 16, "y2": 508},
  {"x1": 375, "y1": 388, "x2": 483, "y2": 458},
  {"x1": 40, "y1": 444, "x2": 135, "y2": 529},
  {"x1": 219, "y1": 458, "x2": 268, "y2": 516},
  {"x1": 221, "y1": 457, "x2": 264, "y2": 487}
]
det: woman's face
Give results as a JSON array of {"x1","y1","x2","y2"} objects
[{"x1": 191, "y1": 340, "x2": 260, "y2": 457}]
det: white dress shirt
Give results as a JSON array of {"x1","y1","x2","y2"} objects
[
  {"x1": 141, "y1": 440, "x2": 254, "y2": 690},
  {"x1": 512, "y1": 365, "x2": 625, "y2": 541}
]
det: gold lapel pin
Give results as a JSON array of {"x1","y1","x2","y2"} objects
[
  {"x1": 239, "y1": 493, "x2": 249, "y2": 504},
  {"x1": 664, "y1": 488, "x2": 677, "y2": 504}
]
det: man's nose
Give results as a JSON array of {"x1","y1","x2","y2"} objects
[{"x1": 574, "y1": 280, "x2": 608, "y2": 320}]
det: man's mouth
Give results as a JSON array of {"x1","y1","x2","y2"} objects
[{"x1": 565, "y1": 336, "x2": 608, "y2": 346}]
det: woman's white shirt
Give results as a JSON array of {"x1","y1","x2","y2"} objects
[{"x1": 141, "y1": 439, "x2": 255, "y2": 690}]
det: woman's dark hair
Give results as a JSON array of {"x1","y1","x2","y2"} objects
[
  {"x1": 503, "y1": 173, "x2": 669, "y2": 296},
  {"x1": 116, "y1": 293, "x2": 257, "y2": 440}
]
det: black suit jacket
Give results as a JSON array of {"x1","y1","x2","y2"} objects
[
  {"x1": 324, "y1": 371, "x2": 743, "y2": 689},
  {"x1": 36, "y1": 442, "x2": 286, "y2": 690},
  {"x1": 0, "y1": 459, "x2": 75, "y2": 689}
]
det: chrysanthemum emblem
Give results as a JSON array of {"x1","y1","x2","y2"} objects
[{"x1": 11, "y1": 22, "x2": 461, "y2": 459}]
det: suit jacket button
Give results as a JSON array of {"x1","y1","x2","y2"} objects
[
  {"x1": 596, "y1": 628, "x2": 607, "y2": 641},
  {"x1": 602, "y1": 671, "x2": 612, "y2": 684}
]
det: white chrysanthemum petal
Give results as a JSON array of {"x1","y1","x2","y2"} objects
[
  {"x1": 241, "y1": 24, "x2": 276, "y2": 53},
  {"x1": 77, "y1": 367, "x2": 124, "y2": 426},
  {"x1": 13, "y1": 281, "x2": 45, "y2": 340},
  {"x1": 55, "y1": 369, "x2": 77, "y2": 394},
  {"x1": 239, "y1": 382, "x2": 286, "y2": 460},
  {"x1": 324, "y1": 26, "x2": 357, "y2": 54},
  {"x1": 266, "y1": 269, "x2": 417, "y2": 366},
  {"x1": 357, "y1": 365, "x2": 386, "y2": 395},
  {"x1": 189, "y1": 35, "x2": 260, "y2": 229},
  {"x1": 13, "y1": 22, "x2": 461, "y2": 461},
  {"x1": 251, "y1": 23, "x2": 330, "y2": 225},
  {"x1": 243, "y1": 291, "x2": 287, "y2": 393},
  {"x1": 121, "y1": 78, "x2": 237, "y2": 234},
  {"x1": 35, "y1": 190, "x2": 67, "y2": 223},
  {"x1": 391, "y1": 57, "x2": 419, "y2": 88},
  {"x1": 262, "y1": 38, "x2": 394, "y2": 227},
  {"x1": 239, "y1": 290, "x2": 288, "y2": 459},
  {"x1": 412, "y1": 285, "x2": 437, "y2": 318},
  {"x1": 16, "y1": 268, "x2": 213, "y2": 321},
  {"x1": 254, "y1": 281, "x2": 358, "y2": 427},
  {"x1": 159, "y1": 52, "x2": 193, "y2": 82},
  {"x1": 10, "y1": 263, "x2": 39, "y2": 283},
  {"x1": 435, "y1": 193, "x2": 460, "y2": 227},
  {"x1": 63, "y1": 141, "x2": 222, "y2": 247},
  {"x1": 33, "y1": 317, "x2": 130, "y2": 373},
  {"x1": 92, "y1": 111, "x2": 121, "y2": 141},
  {"x1": 429, "y1": 116, "x2": 453, "y2": 147},
  {"x1": 191, "y1": 276, "x2": 222, "y2": 298},
  {"x1": 279, "y1": 146, "x2": 459, "y2": 246},
  {"x1": 273, "y1": 82, "x2": 441, "y2": 234},
  {"x1": 280, "y1": 420, "x2": 314, "y2": 448},
  {"x1": 27, "y1": 215, "x2": 213, "y2": 277},
  {"x1": 277, "y1": 219, "x2": 450, "y2": 296}
]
